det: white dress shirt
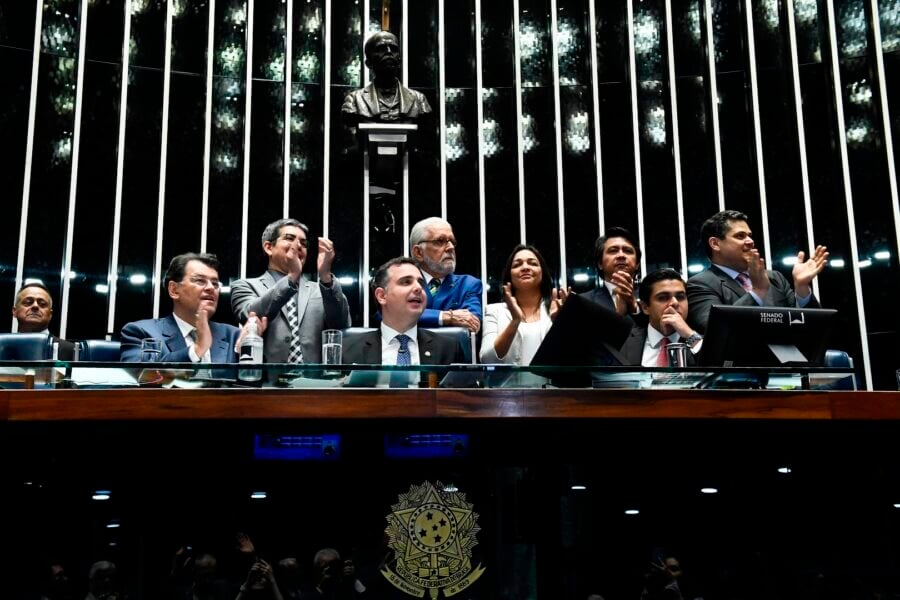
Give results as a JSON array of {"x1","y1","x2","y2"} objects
[{"x1": 172, "y1": 314, "x2": 211, "y2": 363}]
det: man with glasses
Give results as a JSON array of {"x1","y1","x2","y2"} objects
[
  {"x1": 231, "y1": 218, "x2": 351, "y2": 363},
  {"x1": 409, "y1": 217, "x2": 482, "y2": 333},
  {"x1": 120, "y1": 253, "x2": 265, "y2": 362}
]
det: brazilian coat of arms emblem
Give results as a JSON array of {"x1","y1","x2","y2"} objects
[{"x1": 381, "y1": 481, "x2": 486, "y2": 598}]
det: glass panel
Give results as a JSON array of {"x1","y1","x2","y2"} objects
[
  {"x1": 22, "y1": 0, "x2": 82, "y2": 337},
  {"x1": 633, "y1": 0, "x2": 680, "y2": 274},
  {"x1": 595, "y1": 0, "x2": 638, "y2": 240},
  {"x1": 206, "y1": 0, "x2": 248, "y2": 292},
  {"x1": 673, "y1": 0, "x2": 718, "y2": 267},
  {"x1": 407, "y1": 0, "x2": 441, "y2": 225},
  {"x1": 520, "y1": 0, "x2": 561, "y2": 273},
  {"x1": 835, "y1": 0, "x2": 900, "y2": 389},
  {"x1": 328, "y1": 0, "x2": 364, "y2": 323}
]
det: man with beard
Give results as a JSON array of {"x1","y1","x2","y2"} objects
[
  {"x1": 341, "y1": 30, "x2": 432, "y2": 124},
  {"x1": 409, "y1": 217, "x2": 482, "y2": 333}
]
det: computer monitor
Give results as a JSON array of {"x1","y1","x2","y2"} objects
[
  {"x1": 699, "y1": 305, "x2": 837, "y2": 367},
  {"x1": 530, "y1": 293, "x2": 633, "y2": 367}
]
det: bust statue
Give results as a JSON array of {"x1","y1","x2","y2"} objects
[{"x1": 341, "y1": 31, "x2": 432, "y2": 124}]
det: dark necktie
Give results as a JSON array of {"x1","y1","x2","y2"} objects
[
  {"x1": 395, "y1": 334, "x2": 411, "y2": 366},
  {"x1": 656, "y1": 336, "x2": 670, "y2": 367},
  {"x1": 428, "y1": 278, "x2": 441, "y2": 296},
  {"x1": 736, "y1": 272, "x2": 753, "y2": 292},
  {"x1": 285, "y1": 294, "x2": 303, "y2": 363}
]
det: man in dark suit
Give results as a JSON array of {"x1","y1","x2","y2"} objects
[
  {"x1": 620, "y1": 269, "x2": 703, "y2": 366},
  {"x1": 121, "y1": 253, "x2": 265, "y2": 363},
  {"x1": 11, "y1": 282, "x2": 76, "y2": 359},
  {"x1": 231, "y1": 218, "x2": 351, "y2": 363},
  {"x1": 585, "y1": 226, "x2": 642, "y2": 318},
  {"x1": 686, "y1": 209, "x2": 828, "y2": 333},
  {"x1": 410, "y1": 217, "x2": 482, "y2": 333},
  {"x1": 342, "y1": 257, "x2": 466, "y2": 365}
]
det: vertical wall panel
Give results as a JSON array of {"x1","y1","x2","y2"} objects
[
  {"x1": 66, "y1": 0, "x2": 125, "y2": 338},
  {"x1": 0, "y1": 0, "x2": 38, "y2": 328},
  {"x1": 481, "y1": 0, "x2": 521, "y2": 301},
  {"x1": 21, "y1": 0, "x2": 82, "y2": 336},
  {"x1": 112, "y1": 0, "x2": 166, "y2": 333}
]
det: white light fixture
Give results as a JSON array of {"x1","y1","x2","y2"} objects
[
  {"x1": 24, "y1": 278, "x2": 44, "y2": 285},
  {"x1": 700, "y1": 487, "x2": 718, "y2": 494},
  {"x1": 106, "y1": 521, "x2": 120, "y2": 529},
  {"x1": 624, "y1": 508, "x2": 640, "y2": 515},
  {"x1": 777, "y1": 466, "x2": 792, "y2": 474},
  {"x1": 66, "y1": 271, "x2": 78, "y2": 279},
  {"x1": 571, "y1": 484, "x2": 587, "y2": 491},
  {"x1": 893, "y1": 503, "x2": 900, "y2": 509},
  {"x1": 442, "y1": 484, "x2": 459, "y2": 493},
  {"x1": 874, "y1": 250, "x2": 891, "y2": 260},
  {"x1": 95, "y1": 284, "x2": 110, "y2": 294},
  {"x1": 129, "y1": 274, "x2": 147, "y2": 285},
  {"x1": 220, "y1": 285, "x2": 231, "y2": 293},
  {"x1": 338, "y1": 276, "x2": 354, "y2": 285},
  {"x1": 781, "y1": 256, "x2": 798, "y2": 266},
  {"x1": 92, "y1": 490, "x2": 111, "y2": 501},
  {"x1": 859, "y1": 259, "x2": 873, "y2": 268},
  {"x1": 250, "y1": 491, "x2": 267, "y2": 500},
  {"x1": 572, "y1": 273, "x2": 589, "y2": 283},
  {"x1": 687, "y1": 263, "x2": 704, "y2": 274},
  {"x1": 830, "y1": 258, "x2": 845, "y2": 268}
]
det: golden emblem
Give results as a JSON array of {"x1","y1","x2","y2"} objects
[{"x1": 382, "y1": 481, "x2": 486, "y2": 598}]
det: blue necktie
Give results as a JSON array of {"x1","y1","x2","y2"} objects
[{"x1": 395, "y1": 334, "x2": 411, "y2": 366}]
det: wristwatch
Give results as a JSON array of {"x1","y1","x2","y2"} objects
[{"x1": 684, "y1": 332, "x2": 703, "y2": 347}]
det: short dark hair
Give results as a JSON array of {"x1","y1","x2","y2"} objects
[
  {"x1": 261, "y1": 218, "x2": 308, "y2": 246},
  {"x1": 639, "y1": 268, "x2": 685, "y2": 304},
  {"x1": 164, "y1": 253, "x2": 221, "y2": 287},
  {"x1": 15, "y1": 282, "x2": 53, "y2": 306},
  {"x1": 500, "y1": 244, "x2": 553, "y2": 307},
  {"x1": 700, "y1": 210, "x2": 749, "y2": 258},
  {"x1": 594, "y1": 227, "x2": 642, "y2": 268},
  {"x1": 372, "y1": 257, "x2": 421, "y2": 292}
]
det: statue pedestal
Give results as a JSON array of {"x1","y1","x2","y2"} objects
[{"x1": 359, "y1": 123, "x2": 417, "y2": 325}]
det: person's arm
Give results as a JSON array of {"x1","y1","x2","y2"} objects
[
  {"x1": 320, "y1": 278, "x2": 352, "y2": 329},
  {"x1": 686, "y1": 276, "x2": 758, "y2": 334},
  {"x1": 231, "y1": 276, "x2": 295, "y2": 324},
  {"x1": 119, "y1": 322, "x2": 148, "y2": 362},
  {"x1": 480, "y1": 304, "x2": 513, "y2": 363}
]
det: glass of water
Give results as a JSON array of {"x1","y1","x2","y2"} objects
[
  {"x1": 322, "y1": 330, "x2": 342, "y2": 366},
  {"x1": 140, "y1": 338, "x2": 163, "y2": 362}
]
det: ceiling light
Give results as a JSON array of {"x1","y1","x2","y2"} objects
[
  {"x1": 625, "y1": 509, "x2": 640, "y2": 515},
  {"x1": 338, "y1": 276, "x2": 354, "y2": 285},
  {"x1": 782, "y1": 256, "x2": 798, "y2": 266},
  {"x1": 700, "y1": 487, "x2": 718, "y2": 494},
  {"x1": 777, "y1": 466, "x2": 792, "y2": 474},
  {"x1": 571, "y1": 485, "x2": 587, "y2": 491},
  {"x1": 129, "y1": 274, "x2": 147, "y2": 285},
  {"x1": 92, "y1": 490, "x2": 111, "y2": 501},
  {"x1": 250, "y1": 491, "x2": 267, "y2": 500},
  {"x1": 874, "y1": 250, "x2": 891, "y2": 260},
  {"x1": 859, "y1": 259, "x2": 872, "y2": 268},
  {"x1": 95, "y1": 284, "x2": 109, "y2": 294},
  {"x1": 688, "y1": 263, "x2": 704, "y2": 274},
  {"x1": 830, "y1": 258, "x2": 845, "y2": 268},
  {"x1": 572, "y1": 273, "x2": 589, "y2": 282}
]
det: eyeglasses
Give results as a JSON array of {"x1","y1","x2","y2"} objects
[
  {"x1": 419, "y1": 237, "x2": 457, "y2": 248},
  {"x1": 185, "y1": 276, "x2": 221, "y2": 289}
]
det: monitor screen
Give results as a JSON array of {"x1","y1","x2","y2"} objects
[
  {"x1": 699, "y1": 305, "x2": 837, "y2": 367},
  {"x1": 530, "y1": 293, "x2": 633, "y2": 367}
]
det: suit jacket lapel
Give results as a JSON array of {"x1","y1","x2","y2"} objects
[
  {"x1": 418, "y1": 329, "x2": 436, "y2": 365},
  {"x1": 161, "y1": 315, "x2": 187, "y2": 353},
  {"x1": 295, "y1": 276, "x2": 312, "y2": 324},
  {"x1": 710, "y1": 265, "x2": 746, "y2": 300},
  {"x1": 209, "y1": 323, "x2": 231, "y2": 363}
]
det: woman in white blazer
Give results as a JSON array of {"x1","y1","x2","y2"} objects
[{"x1": 480, "y1": 244, "x2": 566, "y2": 365}]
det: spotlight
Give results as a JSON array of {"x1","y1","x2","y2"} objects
[{"x1": 700, "y1": 487, "x2": 718, "y2": 494}]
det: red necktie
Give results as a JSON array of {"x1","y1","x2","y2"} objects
[
  {"x1": 736, "y1": 272, "x2": 753, "y2": 292},
  {"x1": 656, "y1": 336, "x2": 669, "y2": 367}
]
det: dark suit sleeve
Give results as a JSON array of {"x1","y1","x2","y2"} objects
[
  {"x1": 231, "y1": 276, "x2": 294, "y2": 324},
  {"x1": 119, "y1": 321, "x2": 149, "y2": 362},
  {"x1": 320, "y1": 279, "x2": 352, "y2": 330},
  {"x1": 686, "y1": 275, "x2": 758, "y2": 334}
]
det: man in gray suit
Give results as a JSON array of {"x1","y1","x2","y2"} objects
[
  {"x1": 687, "y1": 209, "x2": 828, "y2": 333},
  {"x1": 231, "y1": 218, "x2": 351, "y2": 363}
]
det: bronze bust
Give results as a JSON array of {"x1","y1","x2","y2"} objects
[{"x1": 341, "y1": 31, "x2": 432, "y2": 123}]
